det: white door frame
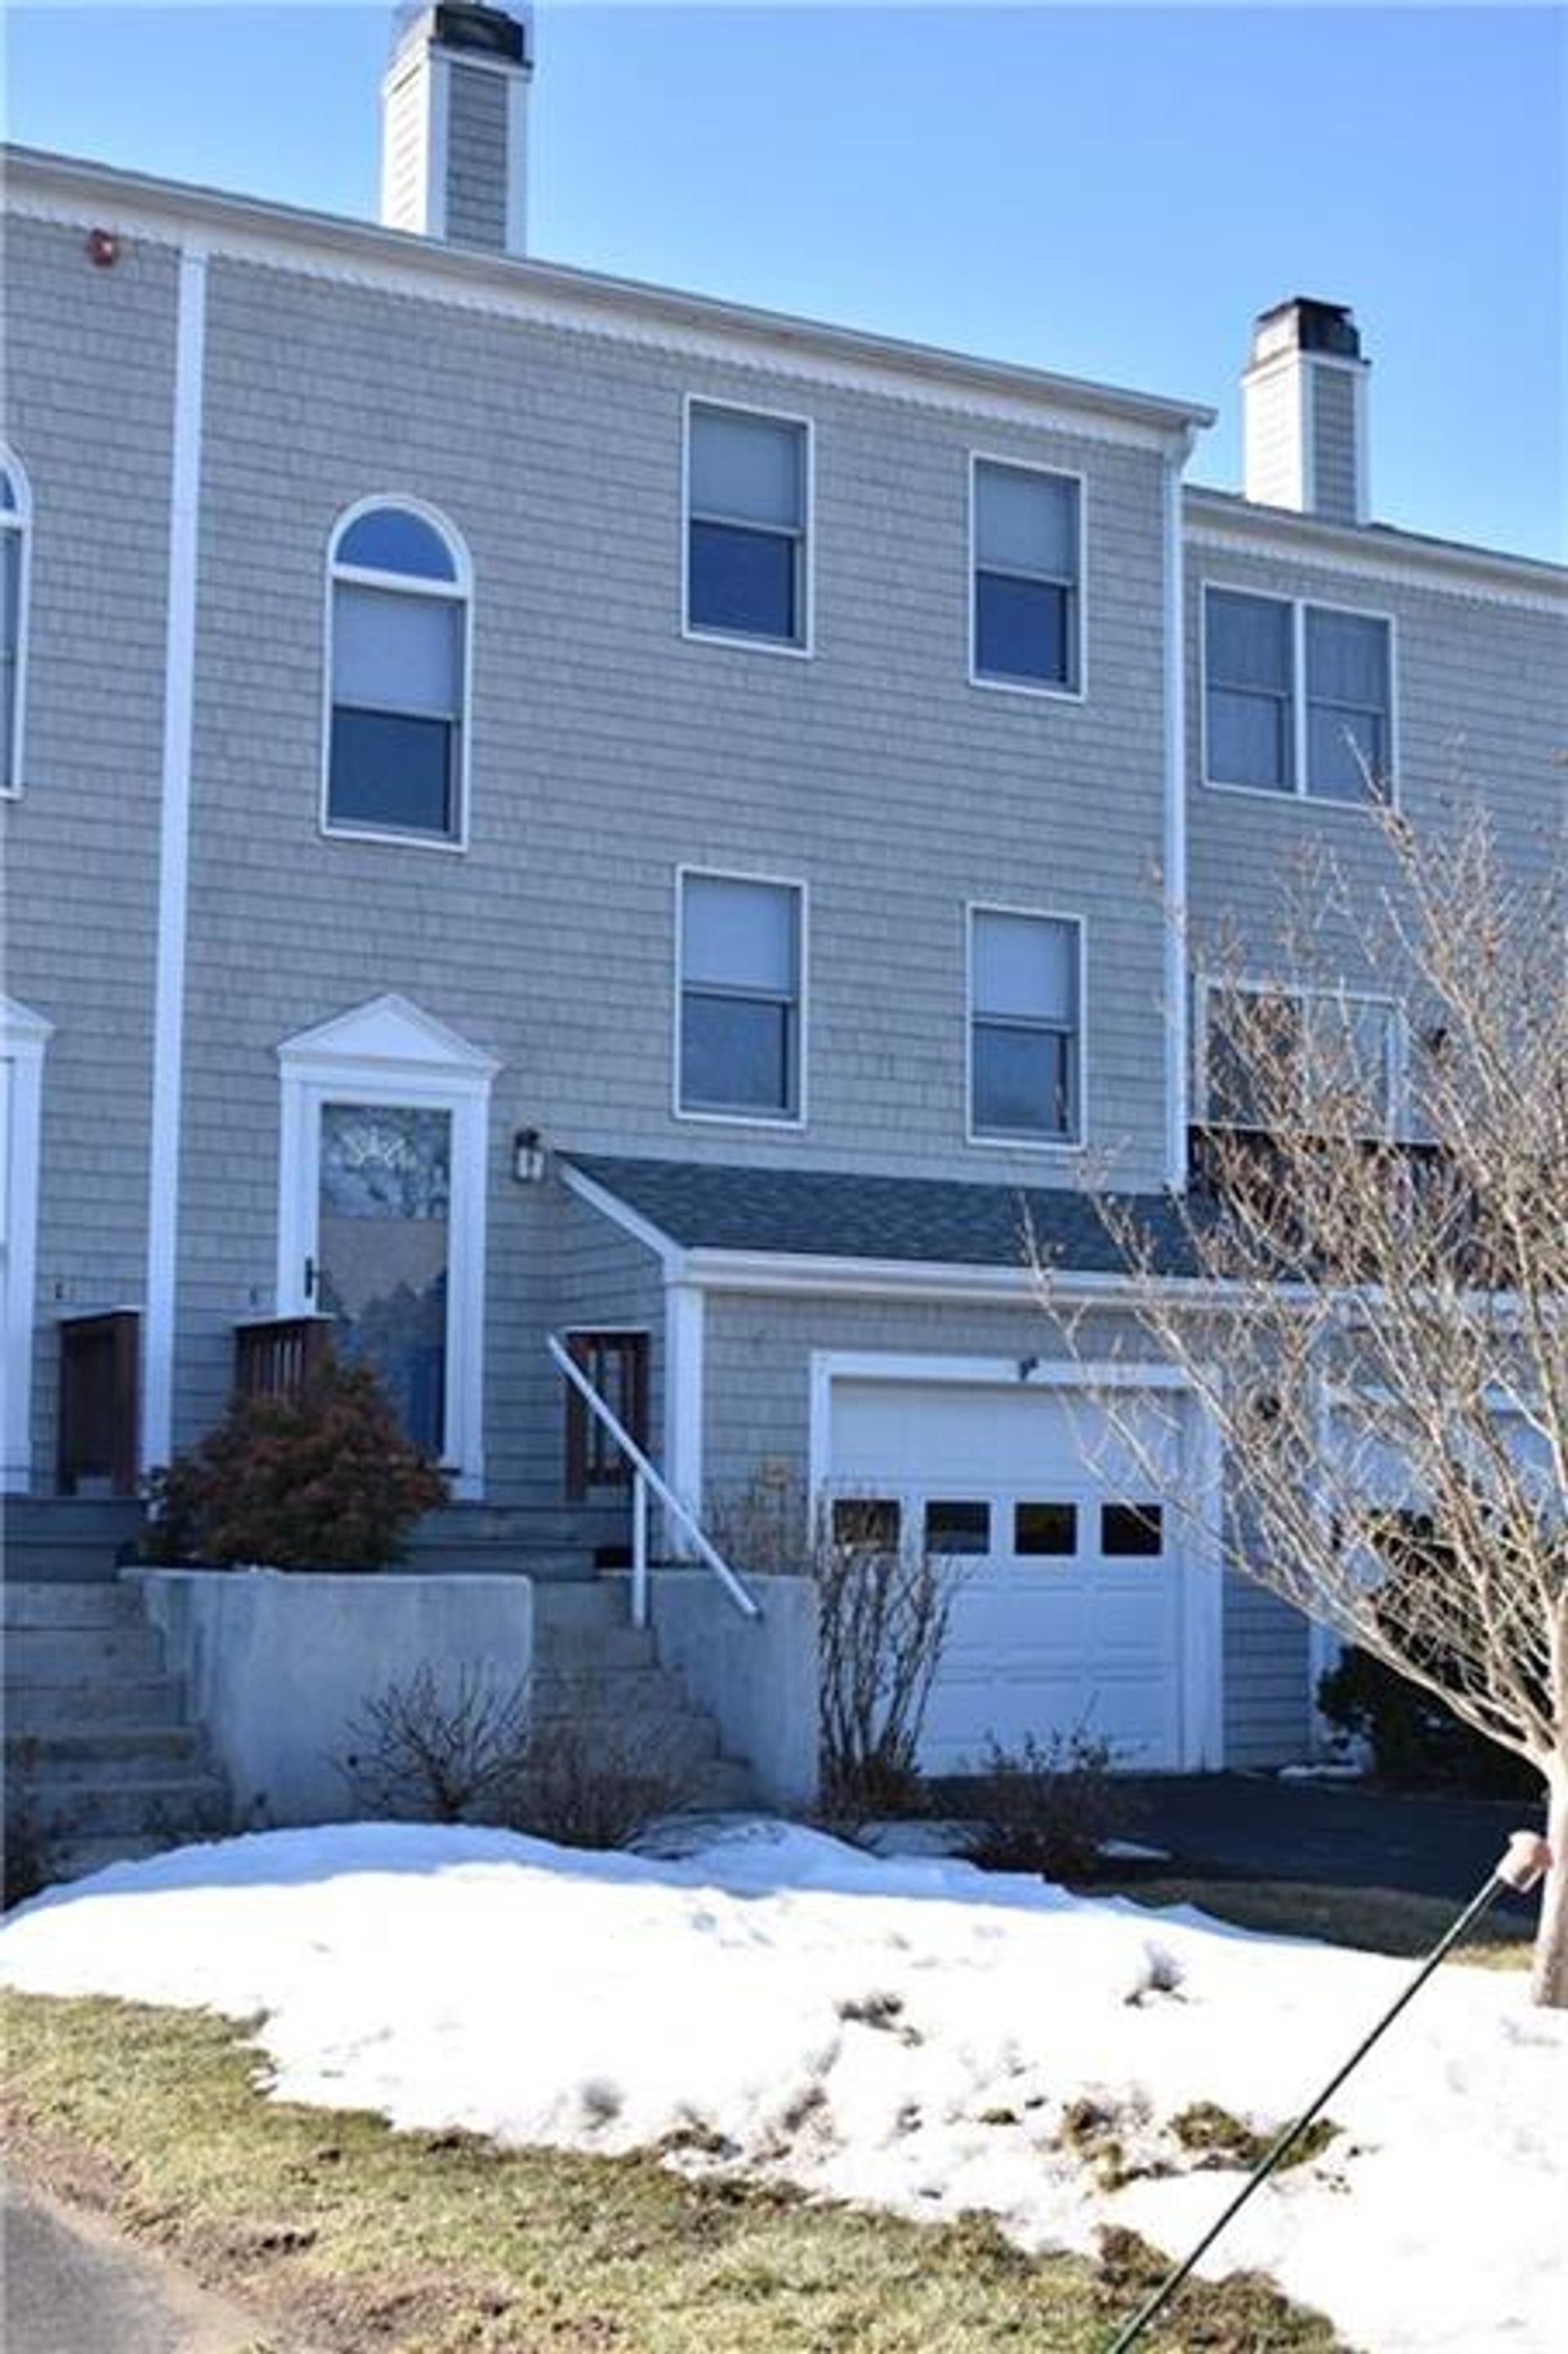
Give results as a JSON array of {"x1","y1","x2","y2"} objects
[
  {"x1": 808, "y1": 1349, "x2": 1225, "y2": 1769},
  {"x1": 1, "y1": 996, "x2": 52, "y2": 1493},
  {"x1": 277, "y1": 995, "x2": 498, "y2": 1500}
]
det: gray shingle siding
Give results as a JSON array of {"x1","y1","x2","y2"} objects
[
  {"x1": 2, "y1": 217, "x2": 178, "y2": 1472},
  {"x1": 445, "y1": 63, "x2": 510, "y2": 250},
  {"x1": 1311, "y1": 368, "x2": 1359, "y2": 526},
  {"x1": 1185, "y1": 544, "x2": 1567, "y2": 1010}
]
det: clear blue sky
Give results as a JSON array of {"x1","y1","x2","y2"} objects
[{"x1": 7, "y1": 2, "x2": 1564, "y2": 561}]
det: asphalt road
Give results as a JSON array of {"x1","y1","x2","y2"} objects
[{"x1": 2, "y1": 2181, "x2": 261, "y2": 2354}]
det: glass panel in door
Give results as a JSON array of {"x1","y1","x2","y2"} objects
[{"x1": 316, "y1": 1102, "x2": 450, "y2": 1456}]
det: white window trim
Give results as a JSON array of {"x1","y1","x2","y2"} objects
[
  {"x1": 680, "y1": 393, "x2": 816, "y2": 660},
  {"x1": 1197, "y1": 974, "x2": 1409, "y2": 1135},
  {"x1": 965, "y1": 900, "x2": 1089, "y2": 1153},
  {"x1": 2, "y1": 996, "x2": 52, "y2": 1491},
  {"x1": 0, "y1": 446, "x2": 34, "y2": 800},
  {"x1": 320, "y1": 493, "x2": 474, "y2": 853},
  {"x1": 968, "y1": 449, "x2": 1088, "y2": 704},
  {"x1": 673, "y1": 862, "x2": 808, "y2": 1130},
  {"x1": 276, "y1": 995, "x2": 497, "y2": 1498},
  {"x1": 1199, "y1": 580, "x2": 1400, "y2": 810}
]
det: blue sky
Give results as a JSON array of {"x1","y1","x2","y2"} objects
[{"x1": 7, "y1": 2, "x2": 1563, "y2": 561}]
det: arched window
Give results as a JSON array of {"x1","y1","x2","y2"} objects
[
  {"x1": 1, "y1": 453, "x2": 32, "y2": 797},
  {"x1": 325, "y1": 500, "x2": 470, "y2": 845}
]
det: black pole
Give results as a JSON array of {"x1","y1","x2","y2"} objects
[{"x1": 1105, "y1": 1831, "x2": 1549, "y2": 2353}]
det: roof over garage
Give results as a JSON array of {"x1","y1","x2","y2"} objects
[{"x1": 564, "y1": 1155, "x2": 1200, "y2": 1277}]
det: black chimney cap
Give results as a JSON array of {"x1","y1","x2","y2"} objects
[
  {"x1": 1255, "y1": 297, "x2": 1362, "y2": 360},
  {"x1": 392, "y1": 3, "x2": 530, "y2": 68}
]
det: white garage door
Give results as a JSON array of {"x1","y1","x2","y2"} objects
[{"x1": 828, "y1": 1375, "x2": 1203, "y2": 1772}]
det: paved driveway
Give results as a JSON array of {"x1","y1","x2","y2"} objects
[{"x1": 1115, "y1": 1772, "x2": 1546, "y2": 1912}]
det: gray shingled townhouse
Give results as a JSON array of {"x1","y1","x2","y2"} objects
[{"x1": 3, "y1": 3, "x2": 1564, "y2": 1830}]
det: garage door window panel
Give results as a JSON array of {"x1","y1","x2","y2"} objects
[
  {"x1": 831, "y1": 1497, "x2": 902, "y2": 1551},
  {"x1": 924, "y1": 1500, "x2": 991, "y2": 1554},
  {"x1": 1013, "y1": 1500, "x2": 1078, "y2": 1557},
  {"x1": 1101, "y1": 1502, "x2": 1165, "y2": 1557}
]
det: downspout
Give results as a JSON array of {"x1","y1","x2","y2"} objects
[{"x1": 1162, "y1": 428, "x2": 1197, "y2": 1193}]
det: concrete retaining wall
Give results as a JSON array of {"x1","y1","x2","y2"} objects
[
  {"x1": 132, "y1": 1568, "x2": 533, "y2": 1828},
  {"x1": 648, "y1": 1570, "x2": 819, "y2": 1808}
]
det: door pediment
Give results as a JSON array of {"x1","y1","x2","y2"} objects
[{"x1": 278, "y1": 995, "x2": 499, "y2": 1086}]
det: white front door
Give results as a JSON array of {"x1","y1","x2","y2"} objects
[
  {"x1": 276, "y1": 996, "x2": 497, "y2": 1498},
  {"x1": 826, "y1": 1368, "x2": 1220, "y2": 1772}
]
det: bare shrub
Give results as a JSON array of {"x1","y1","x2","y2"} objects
[
  {"x1": 504, "y1": 1694, "x2": 698, "y2": 1851},
  {"x1": 3, "y1": 1784, "x2": 50, "y2": 1911},
  {"x1": 340, "y1": 1666, "x2": 697, "y2": 1849},
  {"x1": 340, "y1": 1665, "x2": 531, "y2": 1822},
  {"x1": 956, "y1": 1728, "x2": 1124, "y2": 1882},
  {"x1": 817, "y1": 1500, "x2": 960, "y2": 1821}
]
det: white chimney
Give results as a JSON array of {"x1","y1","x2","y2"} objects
[
  {"x1": 381, "y1": 3, "x2": 534, "y2": 257},
  {"x1": 1242, "y1": 298, "x2": 1370, "y2": 527}
]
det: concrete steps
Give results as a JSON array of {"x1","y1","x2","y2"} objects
[
  {"x1": 2, "y1": 1498, "x2": 145, "y2": 1585},
  {"x1": 5, "y1": 1582, "x2": 229, "y2": 1886},
  {"x1": 528, "y1": 1580, "x2": 753, "y2": 1801}
]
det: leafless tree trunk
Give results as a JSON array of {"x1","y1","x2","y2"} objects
[{"x1": 1045, "y1": 811, "x2": 1567, "y2": 2003}]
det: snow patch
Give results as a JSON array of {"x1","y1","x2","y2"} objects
[{"x1": 3, "y1": 1819, "x2": 1561, "y2": 2353}]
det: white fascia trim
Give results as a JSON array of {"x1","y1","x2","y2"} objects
[
  {"x1": 686, "y1": 1250, "x2": 1097, "y2": 1305},
  {"x1": 4, "y1": 158, "x2": 1210, "y2": 457},
  {"x1": 663, "y1": 1278, "x2": 705, "y2": 1555},
  {"x1": 144, "y1": 242, "x2": 207, "y2": 1475},
  {"x1": 1184, "y1": 497, "x2": 1566, "y2": 616},
  {"x1": 1162, "y1": 435, "x2": 1193, "y2": 1190},
  {"x1": 559, "y1": 1161, "x2": 688, "y2": 1277},
  {"x1": 0, "y1": 444, "x2": 33, "y2": 796},
  {"x1": 2, "y1": 996, "x2": 52, "y2": 1491}
]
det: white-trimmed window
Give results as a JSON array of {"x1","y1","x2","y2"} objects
[
  {"x1": 1204, "y1": 586, "x2": 1393, "y2": 804},
  {"x1": 1, "y1": 452, "x2": 31, "y2": 796},
  {"x1": 972, "y1": 457, "x2": 1081, "y2": 693},
  {"x1": 685, "y1": 402, "x2": 809, "y2": 649},
  {"x1": 969, "y1": 907, "x2": 1083, "y2": 1144},
  {"x1": 678, "y1": 869, "x2": 804, "y2": 1121},
  {"x1": 326, "y1": 501, "x2": 470, "y2": 845},
  {"x1": 1204, "y1": 983, "x2": 1400, "y2": 1132}
]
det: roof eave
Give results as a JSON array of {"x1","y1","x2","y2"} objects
[{"x1": 2, "y1": 143, "x2": 1214, "y2": 445}]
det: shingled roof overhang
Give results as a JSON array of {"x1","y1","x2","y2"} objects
[{"x1": 563, "y1": 1156, "x2": 1202, "y2": 1294}]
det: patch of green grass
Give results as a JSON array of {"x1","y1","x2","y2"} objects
[
  {"x1": 2, "y1": 1989, "x2": 1346, "y2": 2353},
  {"x1": 1092, "y1": 1877, "x2": 1533, "y2": 1967},
  {"x1": 1170, "y1": 2102, "x2": 1338, "y2": 2174}
]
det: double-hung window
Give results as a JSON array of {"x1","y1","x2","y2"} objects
[
  {"x1": 1205, "y1": 587, "x2": 1392, "y2": 804},
  {"x1": 0, "y1": 453, "x2": 30, "y2": 796},
  {"x1": 1205, "y1": 984, "x2": 1399, "y2": 1133},
  {"x1": 1305, "y1": 607, "x2": 1391, "y2": 803},
  {"x1": 972, "y1": 458, "x2": 1081, "y2": 693},
  {"x1": 327, "y1": 502, "x2": 470, "y2": 845},
  {"x1": 686, "y1": 402, "x2": 808, "y2": 648},
  {"x1": 969, "y1": 908, "x2": 1082, "y2": 1144},
  {"x1": 678, "y1": 871, "x2": 804, "y2": 1121}
]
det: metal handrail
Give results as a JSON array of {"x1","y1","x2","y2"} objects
[{"x1": 547, "y1": 1333, "x2": 762, "y2": 1628}]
